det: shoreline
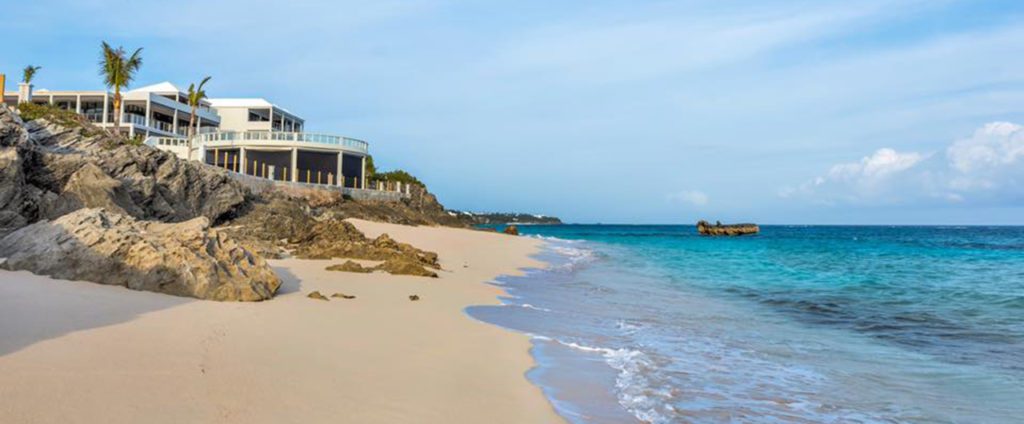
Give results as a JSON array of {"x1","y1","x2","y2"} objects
[{"x1": 0, "y1": 219, "x2": 564, "y2": 423}]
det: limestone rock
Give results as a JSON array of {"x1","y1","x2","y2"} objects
[
  {"x1": 48, "y1": 163, "x2": 141, "y2": 219},
  {"x1": 375, "y1": 258, "x2": 439, "y2": 278},
  {"x1": 325, "y1": 260, "x2": 373, "y2": 273},
  {"x1": 0, "y1": 208, "x2": 281, "y2": 301},
  {"x1": 307, "y1": 291, "x2": 329, "y2": 301}
]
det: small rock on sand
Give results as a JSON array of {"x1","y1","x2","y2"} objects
[
  {"x1": 409, "y1": 295, "x2": 420, "y2": 301},
  {"x1": 307, "y1": 291, "x2": 329, "y2": 301},
  {"x1": 331, "y1": 292, "x2": 356, "y2": 299}
]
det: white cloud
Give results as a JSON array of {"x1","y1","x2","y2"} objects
[
  {"x1": 667, "y1": 190, "x2": 709, "y2": 206},
  {"x1": 783, "y1": 122, "x2": 1024, "y2": 206}
]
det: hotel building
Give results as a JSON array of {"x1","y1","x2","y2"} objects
[{"x1": 4, "y1": 81, "x2": 368, "y2": 189}]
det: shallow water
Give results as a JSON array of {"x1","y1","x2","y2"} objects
[{"x1": 467, "y1": 225, "x2": 1024, "y2": 423}]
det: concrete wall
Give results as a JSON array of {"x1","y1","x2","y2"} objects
[{"x1": 228, "y1": 170, "x2": 405, "y2": 202}]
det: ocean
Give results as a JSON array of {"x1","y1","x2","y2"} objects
[{"x1": 467, "y1": 225, "x2": 1024, "y2": 423}]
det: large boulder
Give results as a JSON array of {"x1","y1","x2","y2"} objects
[
  {"x1": 0, "y1": 208, "x2": 281, "y2": 301},
  {"x1": 46, "y1": 162, "x2": 142, "y2": 219}
]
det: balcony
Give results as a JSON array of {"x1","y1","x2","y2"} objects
[{"x1": 198, "y1": 131, "x2": 369, "y2": 154}]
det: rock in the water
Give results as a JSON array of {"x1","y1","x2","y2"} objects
[
  {"x1": 307, "y1": 291, "x2": 329, "y2": 301},
  {"x1": 696, "y1": 220, "x2": 759, "y2": 236},
  {"x1": 0, "y1": 208, "x2": 281, "y2": 301},
  {"x1": 503, "y1": 225, "x2": 520, "y2": 236},
  {"x1": 325, "y1": 260, "x2": 373, "y2": 273}
]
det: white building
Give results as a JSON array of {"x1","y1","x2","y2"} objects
[
  {"x1": 4, "y1": 80, "x2": 370, "y2": 189},
  {"x1": 2, "y1": 81, "x2": 221, "y2": 138}
]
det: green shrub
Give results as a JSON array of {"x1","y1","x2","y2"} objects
[{"x1": 375, "y1": 170, "x2": 424, "y2": 187}]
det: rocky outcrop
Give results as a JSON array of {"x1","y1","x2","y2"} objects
[
  {"x1": 0, "y1": 208, "x2": 281, "y2": 301},
  {"x1": 503, "y1": 225, "x2": 520, "y2": 236},
  {"x1": 224, "y1": 192, "x2": 441, "y2": 276},
  {"x1": 696, "y1": 220, "x2": 759, "y2": 236},
  {"x1": 0, "y1": 105, "x2": 248, "y2": 238}
]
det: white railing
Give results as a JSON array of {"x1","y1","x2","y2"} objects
[
  {"x1": 151, "y1": 120, "x2": 173, "y2": 133},
  {"x1": 122, "y1": 113, "x2": 146, "y2": 126},
  {"x1": 146, "y1": 136, "x2": 189, "y2": 147},
  {"x1": 197, "y1": 131, "x2": 369, "y2": 153}
]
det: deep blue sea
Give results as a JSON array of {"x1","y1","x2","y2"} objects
[{"x1": 467, "y1": 225, "x2": 1024, "y2": 423}]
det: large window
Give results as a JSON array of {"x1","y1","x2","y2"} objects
[{"x1": 248, "y1": 108, "x2": 271, "y2": 122}]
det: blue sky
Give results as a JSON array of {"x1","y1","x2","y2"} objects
[{"x1": 5, "y1": 0, "x2": 1024, "y2": 224}]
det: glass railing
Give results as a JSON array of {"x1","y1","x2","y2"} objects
[
  {"x1": 197, "y1": 131, "x2": 369, "y2": 153},
  {"x1": 152, "y1": 120, "x2": 174, "y2": 133},
  {"x1": 122, "y1": 113, "x2": 146, "y2": 126}
]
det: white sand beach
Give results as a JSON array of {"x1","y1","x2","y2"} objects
[{"x1": 0, "y1": 219, "x2": 563, "y2": 423}]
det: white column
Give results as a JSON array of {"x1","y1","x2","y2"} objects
[
  {"x1": 75, "y1": 94, "x2": 81, "y2": 113},
  {"x1": 172, "y1": 110, "x2": 178, "y2": 135},
  {"x1": 290, "y1": 148, "x2": 298, "y2": 182},
  {"x1": 144, "y1": 98, "x2": 151, "y2": 128},
  {"x1": 49, "y1": 94, "x2": 54, "y2": 105},
  {"x1": 342, "y1": 152, "x2": 350, "y2": 185},
  {"x1": 360, "y1": 156, "x2": 366, "y2": 189},
  {"x1": 17, "y1": 83, "x2": 32, "y2": 104},
  {"x1": 102, "y1": 94, "x2": 109, "y2": 124},
  {"x1": 239, "y1": 147, "x2": 247, "y2": 174}
]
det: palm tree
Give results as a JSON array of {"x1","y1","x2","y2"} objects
[
  {"x1": 22, "y1": 65, "x2": 41, "y2": 84},
  {"x1": 99, "y1": 42, "x2": 143, "y2": 133},
  {"x1": 186, "y1": 76, "x2": 211, "y2": 138},
  {"x1": 186, "y1": 76, "x2": 211, "y2": 159}
]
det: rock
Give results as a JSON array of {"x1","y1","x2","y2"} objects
[
  {"x1": 307, "y1": 291, "x2": 329, "y2": 301},
  {"x1": 325, "y1": 260, "x2": 373, "y2": 273},
  {"x1": 375, "y1": 258, "x2": 439, "y2": 278},
  {"x1": 47, "y1": 163, "x2": 141, "y2": 219},
  {"x1": 331, "y1": 292, "x2": 356, "y2": 299},
  {"x1": 696, "y1": 220, "x2": 759, "y2": 236},
  {"x1": 0, "y1": 208, "x2": 281, "y2": 301},
  {"x1": 409, "y1": 295, "x2": 420, "y2": 301},
  {"x1": 503, "y1": 225, "x2": 520, "y2": 236}
]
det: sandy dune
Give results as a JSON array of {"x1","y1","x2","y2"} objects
[{"x1": 0, "y1": 219, "x2": 563, "y2": 423}]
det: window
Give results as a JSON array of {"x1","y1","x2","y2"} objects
[{"x1": 248, "y1": 108, "x2": 271, "y2": 122}]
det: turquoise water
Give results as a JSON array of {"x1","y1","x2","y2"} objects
[{"x1": 468, "y1": 225, "x2": 1024, "y2": 423}]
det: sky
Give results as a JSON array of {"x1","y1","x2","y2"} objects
[{"x1": 4, "y1": 0, "x2": 1024, "y2": 224}]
